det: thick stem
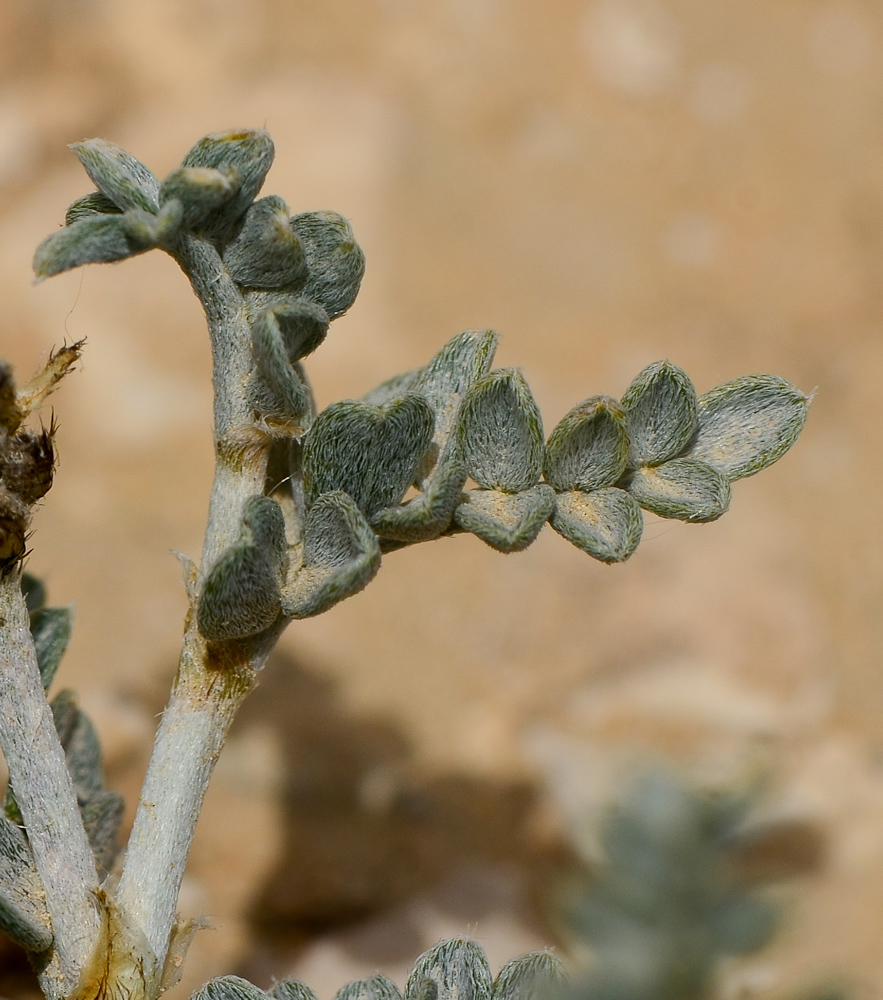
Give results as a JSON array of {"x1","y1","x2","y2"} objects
[
  {"x1": 116, "y1": 235, "x2": 278, "y2": 980},
  {"x1": 0, "y1": 573, "x2": 101, "y2": 999},
  {"x1": 113, "y1": 628, "x2": 258, "y2": 973}
]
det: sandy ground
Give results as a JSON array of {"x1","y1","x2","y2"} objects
[{"x1": 1, "y1": 0, "x2": 883, "y2": 996}]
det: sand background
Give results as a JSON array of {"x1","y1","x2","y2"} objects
[{"x1": 1, "y1": 0, "x2": 882, "y2": 996}]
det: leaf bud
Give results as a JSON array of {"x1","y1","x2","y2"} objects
[
  {"x1": 0, "y1": 427, "x2": 55, "y2": 504},
  {"x1": 406, "y1": 939, "x2": 492, "y2": 1000},
  {"x1": 303, "y1": 395, "x2": 434, "y2": 517},
  {"x1": 544, "y1": 395, "x2": 628, "y2": 492},
  {"x1": 621, "y1": 361, "x2": 698, "y2": 466},
  {"x1": 459, "y1": 369, "x2": 544, "y2": 493},
  {"x1": 687, "y1": 374, "x2": 810, "y2": 480},
  {"x1": 626, "y1": 456, "x2": 731, "y2": 522},
  {"x1": 182, "y1": 128, "x2": 275, "y2": 233},
  {"x1": 492, "y1": 952, "x2": 568, "y2": 1000},
  {"x1": 64, "y1": 191, "x2": 121, "y2": 226},
  {"x1": 33, "y1": 215, "x2": 152, "y2": 279},
  {"x1": 190, "y1": 976, "x2": 269, "y2": 1000},
  {"x1": 70, "y1": 138, "x2": 160, "y2": 213},
  {"x1": 550, "y1": 487, "x2": 643, "y2": 563},
  {"x1": 225, "y1": 196, "x2": 308, "y2": 289},
  {"x1": 289, "y1": 210, "x2": 365, "y2": 319},
  {"x1": 269, "y1": 982, "x2": 320, "y2": 1000},
  {"x1": 160, "y1": 165, "x2": 240, "y2": 230},
  {"x1": 335, "y1": 976, "x2": 403, "y2": 1000}
]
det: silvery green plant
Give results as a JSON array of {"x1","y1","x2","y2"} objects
[{"x1": 0, "y1": 127, "x2": 810, "y2": 1000}]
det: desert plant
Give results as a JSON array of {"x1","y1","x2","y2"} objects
[{"x1": 0, "y1": 128, "x2": 810, "y2": 1000}]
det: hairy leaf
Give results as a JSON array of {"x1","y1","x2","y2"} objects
[
  {"x1": 303, "y1": 395, "x2": 434, "y2": 517},
  {"x1": 225, "y1": 196, "x2": 308, "y2": 289},
  {"x1": 626, "y1": 458, "x2": 731, "y2": 522},
  {"x1": 0, "y1": 815, "x2": 52, "y2": 952},
  {"x1": 269, "y1": 982, "x2": 319, "y2": 1000},
  {"x1": 459, "y1": 369, "x2": 544, "y2": 493},
  {"x1": 33, "y1": 215, "x2": 151, "y2": 279},
  {"x1": 453, "y1": 485, "x2": 555, "y2": 553},
  {"x1": 688, "y1": 375, "x2": 810, "y2": 481},
  {"x1": 65, "y1": 191, "x2": 122, "y2": 225},
  {"x1": 622, "y1": 361, "x2": 698, "y2": 466},
  {"x1": 371, "y1": 454, "x2": 466, "y2": 544},
  {"x1": 406, "y1": 939, "x2": 492, "y2": 1000},
  {"x1": 289, "y1": 211, "x2": 365, "y2": 319},
  {"x1": 191, "y1": 976, "x2": 269, "y2": 1000},
  {"x1": 160, "y1": 165, "x2": 240, "y2": 229},
  {"x1": 20, "y1": 572, "x2": 46, "y2": 613},
  {"x1": 491, "y1": 953, "x2": 568, "y2": 1000},
  {"x1": 335, "y1": 976, "x2": 403, "y2": 1000},
  {"x1": 550, "y1": 487, "x2": 643, "y2": 563},
  {"x1": 82, "y1": 789, "x2": 124, "y2": 873},
  {"x1": 248, "y1": 294, "x2": 329, "y2": 363},
  {"x1": 30, "y1": 606, "x2": 73, "y2": 690},
  {"x1": 182, "y1": 128, "x2": 275, "y2": 233},
  {"x1": 544, "y1": 396, "x2": 629, "y2": 492},
  {"x1": 71, "y1": 138, "x2": 160, "y2": 212},
  {"x1": 282, "y1": 491, "x2": 381, "y2": 619}
]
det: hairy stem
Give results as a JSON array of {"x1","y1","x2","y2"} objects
[
  {"x1": 116, "y1": 235, "x2": 277, "y2": 980},
  {"x1": 0, "y1": 573, "x2": 101, "y2": 1000}
]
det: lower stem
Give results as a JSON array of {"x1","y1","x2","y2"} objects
[
  {"x1": 0, "y1": 573, "x2": 101, "y2": 1000},
  {"x1": 114, "y1": 626, "x2": 260, "y2": 977}
]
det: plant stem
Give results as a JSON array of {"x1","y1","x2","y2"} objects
[
  {"x1": 116, "y1": 235, "x2": 278, "y2": 978},
  {"x1": 0, "y1": 572, "x2": 101, "y2": 1000}
]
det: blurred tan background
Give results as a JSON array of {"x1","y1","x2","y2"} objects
[{"x1": 1, "y1": 0, "x2": 882, "y2": 996}]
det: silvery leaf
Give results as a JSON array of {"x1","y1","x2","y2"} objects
[
  {"x1": 551, "y1": 487, "x2": 643, "y2": 563},
  {"x1": 370, "y1": 453, "x2": 466, "y2": 544},
  {"x1": 303, "y1": 395, "x2": 434, "y2": 517},
  {"x1": 335, "y1": 976, "x2": 403, "y2": 1000},
  {"x1": 225, "y1": 196, "x2": 308, "y2": 289},
  {"x1": 65, "y1": 191, "x2": 121, "y2": 225},
  {"x1": 33, "y1": 215, "x2": 151, "y2": 279},
  {"x1": 248, "y1": 294, "x2": 329, "y2": 363},
  {"x1": 30, "y1": 605, "x2": 72, "y2": 690},
  {"x1": 182, "y1": 128, "x2": 275, "y2": 233},
  {"x1": 459, "y1": 369, "x2": 545, "y2": 492},
  {"x1": 0, "y1": 815, "x2": 52, "y2": 952},
  {"x1": 453, "y1": 485, "x2": 555, "y2": 553},
  {"x1": 406, "y1": 939, "x2": 492, "y2": 1000},
  {"x1": 190, "y1": 976, "x2": 269, "y2": 1000},
  {"x1": 688, "y1": 374, "x2": 810, "y2": 481},
  {"x1": 269, "y1": 982, "x2": 319, "y2": 1000},
  {"x1": 82, "y1": 789, "x2": 124, "y2": 872},
  {"x1": 160, "y1": 165, "x2": 240, "y2": 229},
  {"x1": 290, "y1": 211, "x2": 365, "y2": 319},
  {"x1": 491, "y1": 953, "x2": 568, "y2": 1000},
  {"x1": 622, "y1": 361, "x2": 698, "y2": 466},
  {"x1": 281, "y1": 491, "x2": 381, "y2": 619},
  {"x1": 544, "y1": 395, "x2": 628, "y2": 492},
  {"x1": 71, "y1": 138, "x2": 160, "y2": 212},
  {"x1": 626, "y1": 457, "x2": 731, "y2": 522}
]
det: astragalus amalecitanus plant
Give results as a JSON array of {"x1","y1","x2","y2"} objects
[{"x1": 0, "y1": 128, "x2": 810, "y2": 1000}]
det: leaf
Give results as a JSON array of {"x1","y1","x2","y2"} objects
[
  {"x1": 248, "y1": 294, "x2": 330, "y2": 363},
  {"x1": 71, "y1": 138, "x2": 160, "y2": 212},
  {"x1": 626, "y1": 457, "x2": 731, "y2": 522},
  {"x1": 225, "y1": 196, "x2": 308, "y2": 289},
  {"x1": 160, "y1": 165, "x2": 240, "y2": 229},
  {"x1": 0, "y1": 815, "x2": 52, "y2": 953},
  {"x1": 459, "y1": 369, "x2": 545, "y2": 492},
  {"x1": 82, "y1": 789, "x2": 124, "y2": 872},
  {"x1": 544, "y1": 396, "x2": 629, "y2": 492},
  {"x1": 335, "y1": 976, "x2": 403, "y2": 1000},
  {"x1": 190, "y1": 976, "x2": 269, "y2": 1000},
  {"x1": 58, "y1": 697, "x2": 103, "y2": 802},
  {"x1": 710, "y1": 896, "x2": 779, "y2": 955},
  {"x1": 65, "y1": 191, "x2": 122, "y2": 225},
  {"x1": 453, "y1": 485, "x2": 555, "y2": 553},
  {"x1": 621, "y1": 361, "x2": 698, "y2": 466},
  {"x1": 362, "y1": 369, "x2": 422, "y2": 407},
  {"x1": 249, "y1": 308, "x2": 316, "y2": 426},
  {"x1": 289, "y1": 211, "x2": 365, "y2": 319},
  {"x1": 491, "y1": 953, "x2": 568, "y2": 1000},
  {"x1": 406, "y1": 939, "x2": 492, "y2": 1000},
  {"x1": 33, "y1": 215, "x2": 151, "y2": 279},
  {"x1": 688, "y1": 374, "x2": 810, "y2": 481},
  {"x1": 303, "y1": 395, "x2": 434, "y2": 517},
  {"x1": 370, "y1": 453, "x2": 466, "y2": 544},
  {"x1": 182, "y1": 128, "x2": 275, "y2": 233},
  {"x1": 30, "y1": 606, "x2": 73, "y2": 690},
  {"x1": 197, "y1": 497, "x2": 286, "y2": 641},
  {"x1": 20, "y1": 572, "x2": 46, "y2": 613},
  {"x1": 550, "y1": 487, "x2": 643, "y2": 563},
  {"x1": 269, "y1": 982, "x2": 320, "y2": 1000},
  {"x1": 281, "y1": 491, "x2": 381, "y2": 619}
]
